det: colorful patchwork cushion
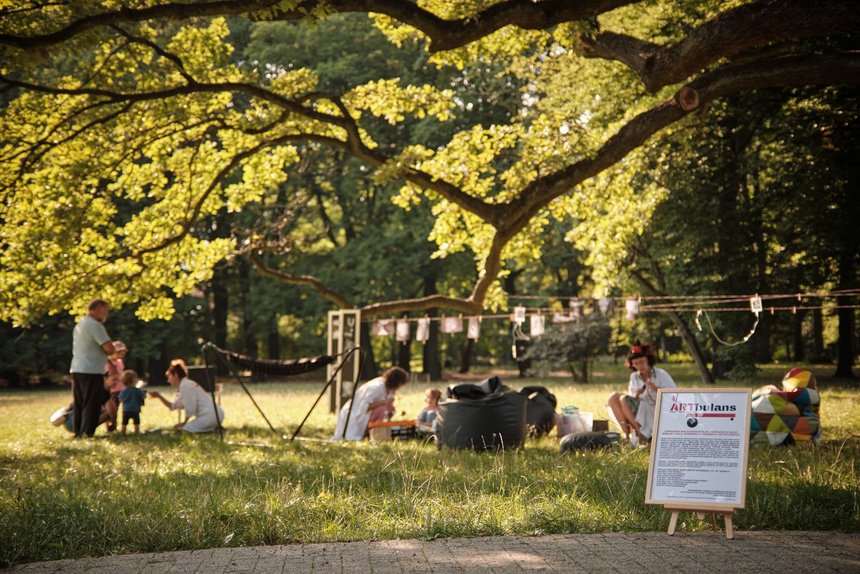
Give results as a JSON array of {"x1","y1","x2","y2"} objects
[{"x1": 750, "y1": 368, "x2": 821, "y2": 446}]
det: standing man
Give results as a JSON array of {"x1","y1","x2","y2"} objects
[{"x1": 70, "y1": 299, "x2": 117, "y2": 437}]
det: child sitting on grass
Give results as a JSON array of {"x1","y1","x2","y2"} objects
[
  {"x1": 117, "y1": 370, "x2": 146, "y2": 434},
  {"x1": 416, "y1": 388, "x2": 442, "y2": 434}
]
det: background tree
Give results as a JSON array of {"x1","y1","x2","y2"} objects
[
  {"x1": 569, "y1": 86, "x2": 859, "y2": 380},
  {"x1": 526, "y1": 314, "x2": 612, "y2": 382}
]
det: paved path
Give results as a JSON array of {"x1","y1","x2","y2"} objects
[{"x1": 4, "y1": 532, "x2": 859, "y2": 573}]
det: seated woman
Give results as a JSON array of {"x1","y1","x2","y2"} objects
[
  {"x1": 607, "y1": 343, "x2": 676, "y2": 446},
  {"x1": 416, "y1": 388, "x2": 442, "y2": 434},
  {"x1": 149, "y1": 363, "x2": 225, "y2": 433},
  {"x1": 52, "y1": 372, "x2": 119, "y2": 434},
  {"x1": 333, "y1": 366, "x2": 408, "y2": 441}
]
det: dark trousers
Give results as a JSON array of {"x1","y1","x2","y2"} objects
[{"x1": 72, "y1": 373, "x2": 106, "y2": 437}]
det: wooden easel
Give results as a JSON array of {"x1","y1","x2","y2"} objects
[
  {"x1": 645, "y1": 389, "x2": 751, "y2": 542},
  {"x1": 665, "y1": 505, "x2": 734, "y2": 539}
]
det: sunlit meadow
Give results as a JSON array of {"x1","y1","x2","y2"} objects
[{"x1": 1, "y1": 362, "x2": 858, "y2": 566}]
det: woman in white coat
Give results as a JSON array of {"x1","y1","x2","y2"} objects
[
  {"x1": 149, "y1": 363, "x2": 225, "y2": 433},
  {"x1": 334, "y1": 366, "x2": 409, "y2": 441}
]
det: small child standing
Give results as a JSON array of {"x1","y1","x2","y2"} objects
[
  {"x1": 416, "y1": 388, "x2": 442, "y2": 433},
  {"x1": 118, "y1": 370, "x2": 146, "y2": 434}
]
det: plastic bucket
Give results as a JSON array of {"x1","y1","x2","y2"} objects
[{"x1": 559, "y1": 411, "x2": 593, "y2": 435}]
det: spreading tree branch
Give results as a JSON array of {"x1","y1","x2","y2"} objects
[
  {"x1": 496, "y1": 52, "x2": 860, "y2": 243},
  {"x1": 248, "y1": 251, "x2": 352, "y2": 309},
  {"x1": 0, "y1": 0, "x2": 282, "y2": 49},
  {"x1": 360, "y1": 294, "x2": 481, "y2": 319},
  {"x1": 580, "y1": 0, "x2": 860, "y2": 91},
  {"x1": 0, "y1": 0, "x2": 635, "y2": 51}
]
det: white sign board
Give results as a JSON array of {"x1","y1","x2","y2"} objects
[{"x1": 646, "y1": 388, "x2": 751, "y2": 510}]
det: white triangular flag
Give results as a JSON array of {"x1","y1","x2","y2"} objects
[
  {"x1": 396, "y1": 318, "x2": 410, "y2": 342},
  {"x1": 597, "y1": 297, "x2": 612, "y2": 315},
  {"x1": 513, "y1": 306, "x2": 526, "y2": 325},
  {"x1": 530, "y1": 314, "x2": 545, "y2": 337},
  {"x1": 371, "y1": 320, "x2": 393, "y2": 336},
  {"x1": 467, "y1": 317, "x2": 481, "y2": 340},
  {"x1": 416, "y1": 317, "x2": 430, "y2": 343},
  {"x1": 625, "y1": 298, "x2": 640, "y2": 320},
  {"x1": 440, "y1": 316, "x2": 463, "y2": 334}
]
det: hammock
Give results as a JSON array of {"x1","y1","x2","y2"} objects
[
  {"x1": 214, "y1": 347, "x2": 334, "y2": 377},
  {"x1": 201, "y1": 342, "x2": 362, "y2": 441}
]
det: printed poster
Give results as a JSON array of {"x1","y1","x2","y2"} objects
[{"x1": 646, "y1": 389, "x2": 751, "y2": 509}]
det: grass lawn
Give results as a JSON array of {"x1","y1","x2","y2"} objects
[{"x1": 0, "y1": 361, "x2": 858, "y2": 566}]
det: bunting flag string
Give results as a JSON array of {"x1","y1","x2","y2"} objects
[{"x1": 363, "y1": 289, "x2": 859, "y2": 339}]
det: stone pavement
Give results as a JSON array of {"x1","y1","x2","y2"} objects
[{"x1": 4, "y1": 531, "x2": 859, "y2": 573}]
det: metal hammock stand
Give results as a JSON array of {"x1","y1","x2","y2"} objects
[{"x1": 200, "y1": 342, "x2": 365, "y2": 441}]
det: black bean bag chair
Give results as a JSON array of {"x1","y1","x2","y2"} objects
[
  {"x1": 519, "y1": 386, "x2": 557, "y2": 437},
  {"x1": 447, "y1": 375, "x2": 509, "y2": 399},
  {"x1": 559, "y1": 431, "x2": 621, "y2": 453},
  {"x1": 437, "y1": 377, "x2": 527, "y2": 451}
]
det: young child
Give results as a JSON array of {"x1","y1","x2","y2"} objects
[
  {"x1": 118, "y1": 370, "x2": 146, "y2": 434},
  {"x1": 416, "y1": 388, "x2": 442, "y2": 433},
  {"x1": 102, "y1": 341, "x2": 128, "y2": 432}
]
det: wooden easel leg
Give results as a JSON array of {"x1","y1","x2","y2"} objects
[
  {"x1": 668, "y1": 510, "x2": 680, "y2": 535},
  {"x1": 723, "y1": 512, "x2": 734, "y2": 539}
]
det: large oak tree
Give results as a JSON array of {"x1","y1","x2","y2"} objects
[{"x1": 1, "y1": 0, "x2": 858, "y2": 335}]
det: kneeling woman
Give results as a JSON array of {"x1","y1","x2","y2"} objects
[
  {"x1": 149, "y1": 363, "x2": 225, "y2": 432},
  {"x1": 333, "y1": 366, "x2": 408, "y2": 441}
]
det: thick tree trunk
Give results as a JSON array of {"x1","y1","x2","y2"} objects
[
  {"x1": 792, "y1": 309, "x2": 805, "y2": 362},
  {"x1": 834, "y1": 292, "x2": 856, "y2": 378},
  {"x1": 267, "y1": 316, "x2": 280, "y2": 361},
  {"x1": 752, "y1": 204, "x2": 772, "y2": 363},
  {"x1": 211, "y1": 265, "x2": 229, "y2": 376},
  {"x1": 148, "y1": 347, "x2": 168, "y2": 386},
  {"x1": 754, "y1": 314, "x2": 772, "y2": 364},
  {"x1": 459, "y1": 338, "x2": 475, "y2": 373},
  {"x1": 359, "y1": 322, "x2": 378, "y2": 380},
  {"x1": 237, "y1": 260, "x2": 259, "y2": 380},
  {"x1": 422, "y1": 275, "x2": 442, "y2": 381},
  {"x1": 423, "y1": 315, "x2": 441, "y2": 380},
  {"x1": 834, "y1": 225, "x2": 856, "y2": 377},
  {"x1": 812, "y1": 307, "x2": 826, "y2": 362},
  {"x1": 630, "y1": 270, "x2": 714, "y2": 383},
  {"x1": 396, "y1": 340, "x2": 411, "y2": 372},
  {"x1": 667, "y1": 310, "x2": 715, "y2": 384}
]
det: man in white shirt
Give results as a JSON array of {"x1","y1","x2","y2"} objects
[{"x1": 70, "y1": 299, "x2": 118, "y2": 437}]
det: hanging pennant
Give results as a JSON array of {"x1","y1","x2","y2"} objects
[
  {"x1": 597, "y1": 297, "x2": 613, "y2": 315},
  {"x1": 371, "y1": 319, "x2": 394, "y2": 336},
  {"x1": 552, "y1": 312, "x2": 576, "y2": 323},
  {"x1": 440, "y1": 316, "x2": 463, "y2": 334},
  {"x1": 416, "y1": 317, "x2": 430, "y2": 343},
  {"x1": 513, "y1": 306, "x2": 526, "y2": 325},
  {"x1": 530, "y1": 314, "x2": 545, "y2": 337},
  {"x1": 569, "y1": 299, "x2": 583, "y2": 321},
  {"x1": 396, "y1": 318, "x2": 410, "y2": 342},
  {"x1": 750, "y1": 295, "x2": 763, "y2": 315},
  {"x1": 625, "y1": 298, "x2": 640, "y2": 321},
  {"x1": 467, "y1": 316, "x2": 481, "y2": 340}
]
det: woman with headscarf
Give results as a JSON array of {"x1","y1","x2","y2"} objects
[{"x1": 607, "y1": 343, "x2": 676, "y2": 446}]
